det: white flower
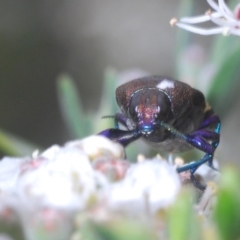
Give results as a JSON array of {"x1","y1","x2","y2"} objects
[
  {"x1": 170, "y1": 0, "x2": 240, "y2": 36},
  {"x1": 66, "y1": 135, "x2": 125, "y2": 161},
  {"x1": 106, "y1": 159, "x2": 181, "y2": 215},
  {"x1": 0, "y1": 145, "x2": 108, "y2": 212},
  {"x1": 0, "y1": 156, "x2": 29, "y2": 191},
  {"x1": 195, "y1": 159, "x2": 220, "y2": 184},
  {"x1": 16, "y1": 146, "x2": 108, "y2": 210}
]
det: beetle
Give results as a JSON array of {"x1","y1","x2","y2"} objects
[{"x1": 98, "y1": 76, "x2": 220, "y2": 189}]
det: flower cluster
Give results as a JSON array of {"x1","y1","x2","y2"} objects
[
  {"x1": 0, "y1": 136, "x2": 182, "y2": 239},
  {"x1": 171, "y1": 0, "x2": 240, "y2": 36},
  {"x1": 0, "y1": 135, "x2": 220, "y2": 239}
]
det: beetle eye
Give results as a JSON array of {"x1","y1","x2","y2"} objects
[{"x1": 155, "y1": 91, "x2": 171, "y2": 119}]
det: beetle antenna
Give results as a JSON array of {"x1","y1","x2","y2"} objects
[{"x1": 159, "y1": 121, "x2": 185, "y2": 138}]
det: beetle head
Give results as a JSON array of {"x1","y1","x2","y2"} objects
[{"x1": 128, "y1": 89, "x2": 171, "y2": 135}]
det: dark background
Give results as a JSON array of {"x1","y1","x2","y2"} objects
[{"x1": 0, "y1": 0, "x2": 238, "y2": 164}]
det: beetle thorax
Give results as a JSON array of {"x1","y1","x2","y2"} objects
[{"x1": 128, "y1": 89, "x2": 172, "y2": 134}]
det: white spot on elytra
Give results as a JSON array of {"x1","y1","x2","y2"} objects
[{"x1": 157, "y1": 79, "x2": 174, "y2": 89}]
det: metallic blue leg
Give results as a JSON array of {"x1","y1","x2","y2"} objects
[
  {"x1": 199, "y1": 115, "x2": 220, "y2": 130},
  {"x1": 177, "y1": 154, "x2": 212, "y2": 173},
  {"x1": 98, "y1": 128, "x2": 140, "y2": 147},
  {"x1": 177, "y1": 153, "x2": 212, "y2": 190},
  {"x1": 160, "y1": 115, "x2": 221, "y2": 189},
  {"x1": 114, "y1": 113, "x2": 129, "y2": 129},
  {"x1": 99, "y1": 113, "x2": 141, "y2": 147},
  {"x1": 198, "y1": 115, "x2": 221, "y2": 167}
]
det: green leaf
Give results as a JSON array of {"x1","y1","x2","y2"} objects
[
  {"x1": 102, "y1": 67, "x2": 119, "y2": 114},
  {"x1": 167, "y1": 189, "x2": 201, "y2": 240},
  {"x1": 0, "y1": 129, "x2": 40, "y2": 156},
  {"x1": 207, "y1": 45, "x2": 240, "y2": 118},
  {"x1": 81, "y1": 219, "x2": 157, "y2": 240},
  {"x1": 210, "y1": 36, "x2": 240, "y2": 68},
  {"x1": 0, "y1": 130, "x2": 21, "y2": 156},
  {"x1": 57, "y1": 74, "x2": 90, "y2": 138},
  {"x1": 93, "y1": 68, "x2": 119, "y2": 133},
  {"x1": 213, "y1": 166, "x2": 240, "y2": 240}
]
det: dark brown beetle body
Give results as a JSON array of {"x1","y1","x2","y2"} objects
[
  {"x1": 116, "y1": 76, "x2": 209, "y2": 152},
  {"x1": 99, "y1": 76, "x2": 221, "y2": 189}
]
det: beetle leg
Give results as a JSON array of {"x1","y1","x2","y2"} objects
[
  {"x1": 183, "y1": 134, "x2": 215, "y2": 154},
  {"x1": 199, "y1": 114, "x2": 221, "y2": 150},
  {"x1": 98, "y1": 128, "x2": 141, "y2": 147},
  {"x1": 194, "y1": 115, "x2": 221, "y2": 164},
  {"x1": 100, "y1": 112, "x2": 140, "y2": 146},
  {"x1": 114, "y1": 113, "x2": 129, "y2": 129},
  {"x1": 160, "y1": 121, "x2": 216, "y2": 153},
  {"x1": 187, "y1": 128, "x2": 220, "y2": 163},
  {"x1": 177, "y1": 153, "x2": 212, "y2": 190},
  {"x1": 189, "y1": 129, "x2": 219, "y2": 142},
  {"x1": 180, "y1": 116, "x2": 220, "y2": 189},
  {"x1": 160, "y1": 119, "x2": 220, "y2": 189},
  {"x1": 199, "y1": 114, "x2": 220, "y2": 131}
]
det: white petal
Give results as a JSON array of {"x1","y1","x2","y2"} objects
[
  {"x1": 206, "y1": 0, "x2": 234, "y2": 21},
  {"x1": 40, "y1": 144, "x2": 61, "y2": 159},
  {"x1": 15, "y1": 146, "x2": 108, "y2": 210},
  {"x1": 195, "y1": 159, "x2": 220, "y2": 184},
  {"x1": 66, "y1": 135, "x2": 125, "y2": 160},
  {"x1": 180, "y1": 12, "x2": 220, "y2": 24},
  {"x1": 207, "y1": 0, "x2": 221, "y2": 12},
  {"x1": 228, "y1": 27, "x2": 240, "y2": 36},
  {"x1": 219, "y1": 0, "x2": 234, "y2": 18},
  {"x1": 176, "y1": 22, "x2": 223, "y2": 35},
  {"x1": 106, "y1": 159, "x2": 181, "y2": 215},
  {"x1": 0, "y1": 157, "x2": 28, "y2": 191},
  {"x1": 209, "y1": 14, "x2": 240, "y2": 28}
]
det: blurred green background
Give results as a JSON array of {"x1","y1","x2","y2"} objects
[{"x1": 0, "y1": 0, "x2": 239, "y2": 166}]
